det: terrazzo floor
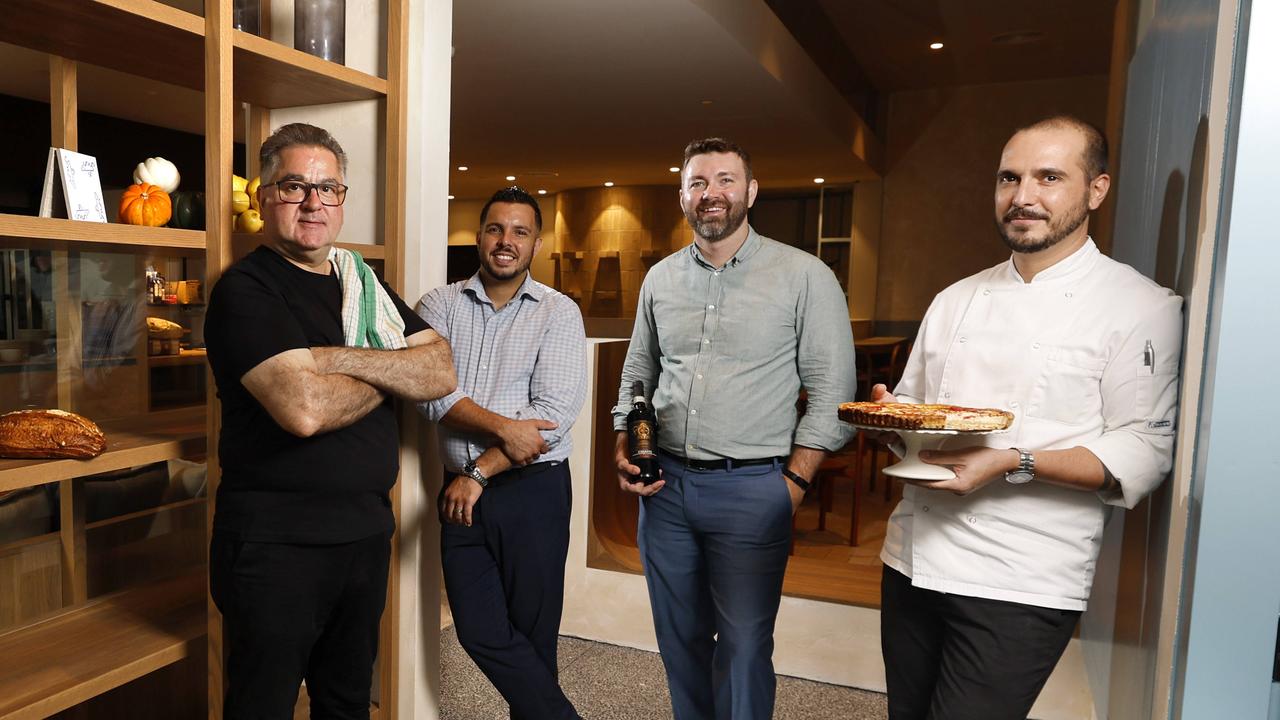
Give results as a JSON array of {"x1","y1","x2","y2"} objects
[{"x1": 439, "y1": 625, "x2": 889, "y2": 719}]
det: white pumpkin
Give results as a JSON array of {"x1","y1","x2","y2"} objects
[{"x1": 132, "y1": 157, "x2": 180, "y2": 193}]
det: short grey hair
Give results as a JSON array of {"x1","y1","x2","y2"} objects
[{"x1": 259, "y1": 123, "x2": 349, "y2": 182}]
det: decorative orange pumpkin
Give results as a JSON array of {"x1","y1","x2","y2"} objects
[{"x1": 118, "y1": 183, "x2": 172, "y2": 227}]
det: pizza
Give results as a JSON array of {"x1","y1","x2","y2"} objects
[{"x1": 838, "y1": 401, "x2": 1013, "y2": 432}]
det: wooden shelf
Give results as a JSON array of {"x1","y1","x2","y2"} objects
[
  {"x1": 597, "y1": 250, "x2": 620, "y2": 259},
  {"x1": 551, "y1": 251, "x2": 585, "y2": 261},
  {"x1": 231, "y1": 234, "x2": 386, "y2": 262},
  {"x1": 0, "y1": 0, "x2": 387, "y2": 110},
  {"x1": 0, "y1": 407, "x2": 206, "y2": 494},
  {"x1": 146, "y1": 349, "x2": 207, "y2": 368},
  {"x1": 0, "y1": 214, "x2": 205, "y2": 254},
  {"x1": 335, "y1": 242, "x2": 387, "y2": 260},
  {"x1": 0, "y1": 572, "x2": 206, "y2": 720},
  {"x1": 233, "y1": 31, "x2": 388, "y2": 108},
  {"x1": 0, "y1": 1, "x2": 204, "y2": 94}
]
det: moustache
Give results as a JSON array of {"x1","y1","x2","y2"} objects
[{"x1": 1004, "y1": 209, "x2": 1049, "y2": 223}]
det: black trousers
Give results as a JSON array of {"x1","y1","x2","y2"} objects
[
  {"x1": 210, "y1": 531, "x2": 391, "y2": 720},
  {"x1": 441, "y1": 461, "x2": 579, "y2": 720},
  {"x1": 881, "y1": 565, "x2": 1081, "y2": 720}
]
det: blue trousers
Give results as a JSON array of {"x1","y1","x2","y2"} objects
[{"x1": 639, "y1": 453, "x2": 793, "y2": 720}]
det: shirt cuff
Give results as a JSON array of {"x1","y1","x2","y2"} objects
[
  {"x1": 1081, "y1": 431, "x2": 1172, "y2": 509},
  {"x1": 419, "y1": 388, "x2": 466, "y2": 422}
]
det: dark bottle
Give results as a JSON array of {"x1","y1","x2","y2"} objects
[{"x1": 626, "y1": 381, "x2": 659, "y2": 484}]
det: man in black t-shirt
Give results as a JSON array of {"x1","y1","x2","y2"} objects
[{"x1": 204, "y1": 123, "x2": 456, "y2": 720}]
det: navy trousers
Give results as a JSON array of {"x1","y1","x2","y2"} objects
[
  {"x1": 441, "y1": 461, "x2": 579, "y2": 720},
  {"x1": 639, "y1": 452, "x2": 793, "y2": 720}
]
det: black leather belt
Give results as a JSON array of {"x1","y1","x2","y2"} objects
[
  {"x1": 447, "y1": 460, "x2": 559, "y2": 488},
  {"x1": 659, "y1": 449, "x2": 783, "y2": 471}
]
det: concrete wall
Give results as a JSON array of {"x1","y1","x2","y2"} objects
[
  {"x1": 1174, "y1": 2, "x2": 1280, "y2": 718},
  {"x1": 1075, "y1": 0, "x2": 1242, "y2": 718},
  {"x1": 553, "y1": 186, "x2": 692, "y2": 317}
]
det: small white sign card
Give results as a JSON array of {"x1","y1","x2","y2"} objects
[{"x1": 39, "y1": 147, "x2": 108, "y2": 222}]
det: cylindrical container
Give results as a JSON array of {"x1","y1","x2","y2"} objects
[
  {"x1": 295, "y1": 0, "x2": 345, "y2": 64},
  {"x1": 626, "y1": 380, "x2": 659, "y2": 484},
  {"x1": 232, "y1": 0, "x2": 260, "y2": 35}
]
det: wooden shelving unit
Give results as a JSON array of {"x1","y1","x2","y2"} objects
[
  {"x1": 0, "y1": 572, "x2": 206, "y2": 720},
  {"x1": 0, "y1": 0, "x2": 410, "y2": 717}
]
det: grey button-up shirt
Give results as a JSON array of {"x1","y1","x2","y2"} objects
[{"x1": 613, "y1": 227, "x2": 856, "y2": 460}]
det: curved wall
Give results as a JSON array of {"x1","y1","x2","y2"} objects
[{"x1": 553, "y1": 185, "x2": 691, "y2": 317}]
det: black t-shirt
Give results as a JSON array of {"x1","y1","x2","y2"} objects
[{"x1": 204, "y1": 246, "x2": 429, "y2": 543}]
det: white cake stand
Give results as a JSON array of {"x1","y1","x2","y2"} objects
[{"x1": 846, "y1": 424, "x2": 1009, "y2": 481}]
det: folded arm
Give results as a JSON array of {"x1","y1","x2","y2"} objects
[{"x1": 241, "y1": 348, "x2": 385, "y2": 438}]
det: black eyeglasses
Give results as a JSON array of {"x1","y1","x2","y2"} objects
[{"x1": 268, "y1": 180, "x2": 349, "y2": 206}]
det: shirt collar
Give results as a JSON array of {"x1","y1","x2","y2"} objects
[
  {"x1": 688, "y1": 225, "x2": 763, "y2": 270},
  {"x1": 462, "y1": 271, "x2": 542, "y2": 306},
  {"x1": 1002, "y1": 236, "x2": 1100, "y2": 285}
]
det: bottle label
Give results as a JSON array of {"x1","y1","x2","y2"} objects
[{"x1": 630, "y1": 420, "x2": 656, "y2": 459}]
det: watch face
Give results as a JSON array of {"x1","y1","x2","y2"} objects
[{"x1": 1006, "y1": 470, "x2": 1034, "y2": 485}]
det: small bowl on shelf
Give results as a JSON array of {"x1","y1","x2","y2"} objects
[{"x1": 0, "y1": 347, "x2": 26, "y2": 363}]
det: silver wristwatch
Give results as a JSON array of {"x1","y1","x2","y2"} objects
[
  {"x1": 463, "y1": 460, "x2": 488, "y2": 488},
  {"x1": 1005, "y1": 448, "x2": 1035, "y2": 485}
]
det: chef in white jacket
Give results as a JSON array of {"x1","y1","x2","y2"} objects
[{"x1": 874, "y1": 115, "x2": 1183, "y2": 720}]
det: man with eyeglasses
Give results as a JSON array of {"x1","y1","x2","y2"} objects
[{"x1": 204, "y1": 123, "x2": 457, "y2": 719}]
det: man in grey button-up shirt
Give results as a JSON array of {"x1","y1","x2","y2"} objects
[{"x1": 613, "y1": 138, "x2": 856, "y2": 720}]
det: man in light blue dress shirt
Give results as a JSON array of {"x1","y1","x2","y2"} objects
[
  {"x1": 614, "y1": 139, "x2": 857, "y2": 720},
  {"x1": 416, "y1": 186, "x2": 587, "y2": 720}
]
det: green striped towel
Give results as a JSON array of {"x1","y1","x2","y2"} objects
[{"x1": 329, "y1": 247, "x2": 407, "y2": 350}]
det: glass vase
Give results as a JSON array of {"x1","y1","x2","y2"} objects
[{"x1": 294, "y1": 0, "x2": 345, "y2": 64}]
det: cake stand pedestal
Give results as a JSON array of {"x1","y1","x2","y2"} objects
[{"x1": 846, "y1": 425, "x2": 1008, "y2": 481}]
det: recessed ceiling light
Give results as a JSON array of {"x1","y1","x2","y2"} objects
[
  {"x1": 604, "y1": 181, "x2": 614, "y2": 187},
  {"x1": 991, "y1": 30, "x2": 1044, "y2": 46},
  {"x1": 813, "y1": 177, "x2": 825, "y2": 184},
  {"x1": 457, "y1": 165, "x2": 468, "y2": 171},
  {"x1": 929, "y1": 42, "x2": 944, "y2": 50},
  {"x1": 669, "y1": 167, "x2": 680, "y2": 173},
  {"x1": 447, "y1": 194, "x2": 455, "y2": 200},
  {"x1": 537, "y1": 189, "x2": 547, "y2": 195},
  {"x1": 506, "y1": 175, "x2": 516, "y2": 181}
]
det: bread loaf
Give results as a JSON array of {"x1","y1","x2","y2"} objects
[{"x1": 0, "y1": 409, "x2": 107, "y2": 459}]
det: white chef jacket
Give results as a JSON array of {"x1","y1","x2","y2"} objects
[{"x1": 881, "y1": 239, "x2": 1182, "y2": 610}]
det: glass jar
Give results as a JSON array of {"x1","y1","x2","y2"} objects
[
  {"x1": 232, "y1": 0, "x2": 260, "y2": 36},
  {"x1": 294, "y1": 0, "x2": 345, "y2": 64}
]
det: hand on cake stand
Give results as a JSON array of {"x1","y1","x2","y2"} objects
[{"x1": 913, "y1": 446, "x2": 1019, "y2": 495}]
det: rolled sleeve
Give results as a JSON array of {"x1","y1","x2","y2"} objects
[
  {"x1": 794, "y1": 265, "x2": 857, "y2": 451},
  {"x1": 1082, "y1": 294, "x2": 1184, "y2": 508},
  {"x1": 513, "y1": 297, "x2": 588, "y2": 448},
  {"x1": 413, "y1": 287, "x2": 463, "y2": 421},
  {"x1": 614, "y1": 279, "x2": 661, "y2": 432}
]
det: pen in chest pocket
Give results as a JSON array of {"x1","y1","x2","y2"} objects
[{"x1": 1144, "y1": 340, "x2": 1154, "y2": 374}]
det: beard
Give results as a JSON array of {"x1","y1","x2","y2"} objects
[
  {"x1": 478, "y1": 247, "x2": 532, "y2": 281},
  {"x1": 997, "y1": 192, "x2": 1091, "y2": 254},
  {"x1": 685, "y1": 196, "x2": 749, "y2": 243}
]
